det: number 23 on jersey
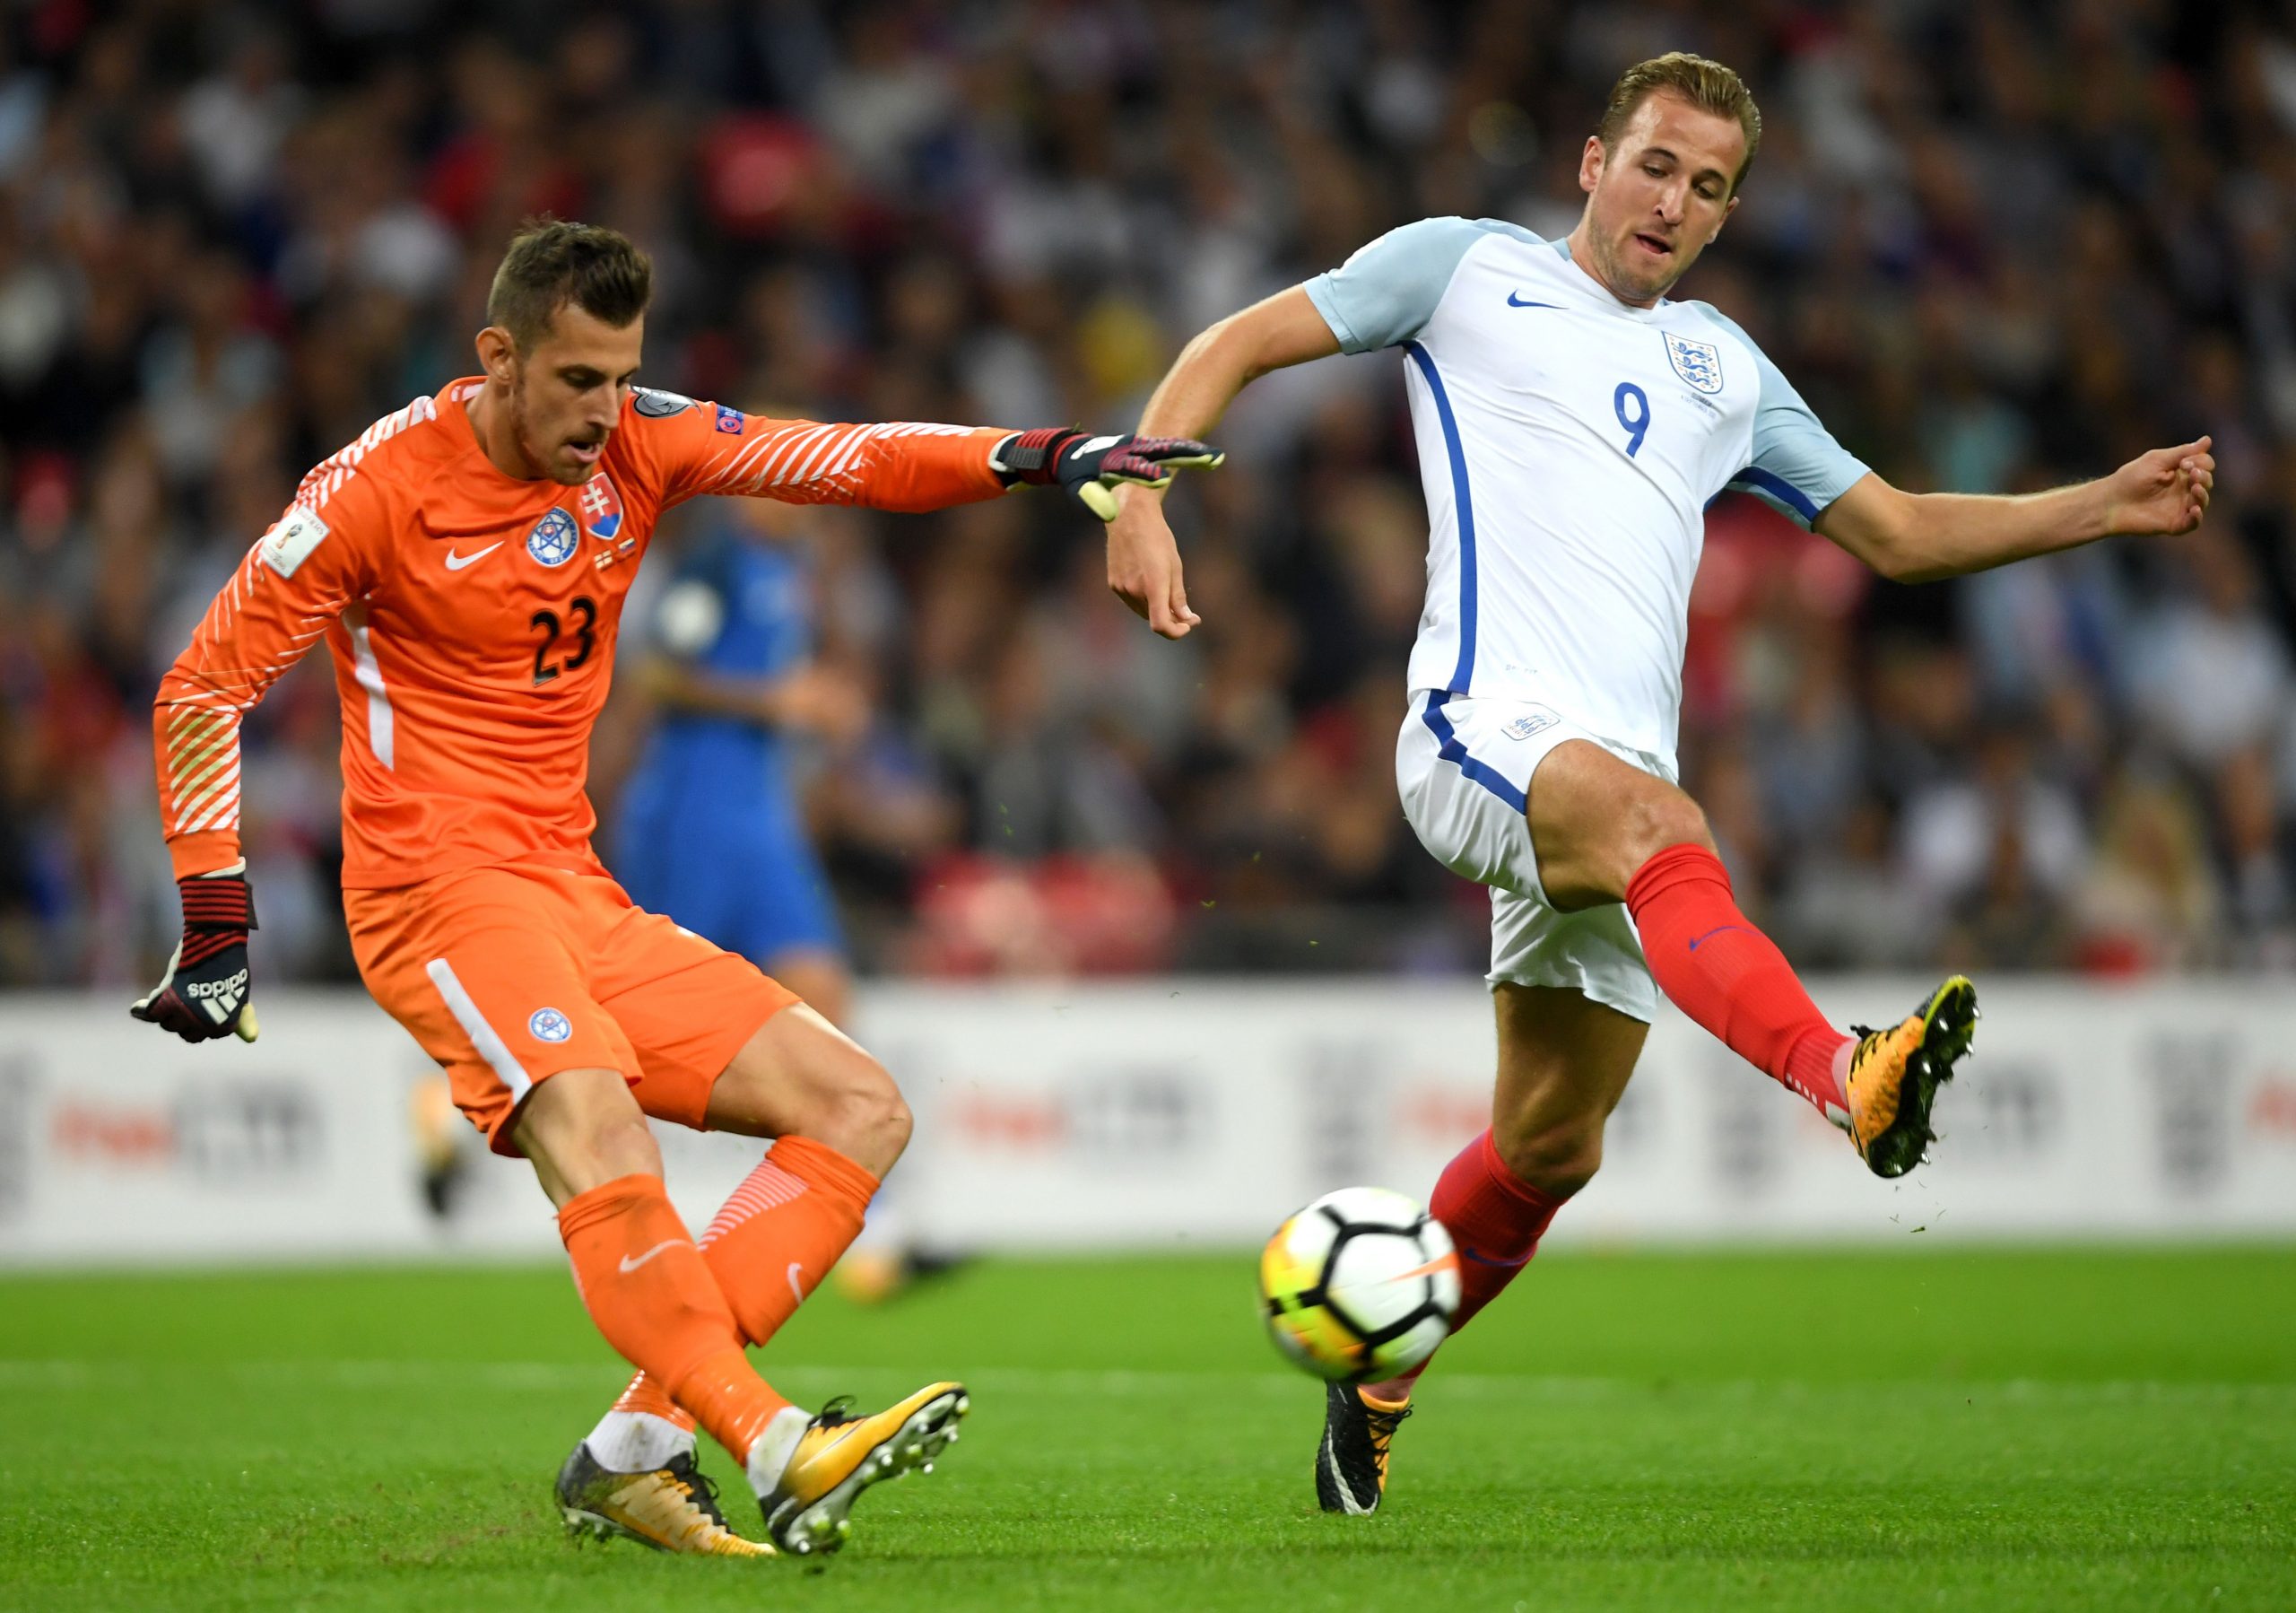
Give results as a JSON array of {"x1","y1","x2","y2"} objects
[{"x1": 531, "y1": 597, "x2": 597, "y2": 684}]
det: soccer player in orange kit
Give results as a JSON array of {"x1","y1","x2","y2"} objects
[{"x1": 130, "y1": 220, "x2": 1222, "y2": 1560}]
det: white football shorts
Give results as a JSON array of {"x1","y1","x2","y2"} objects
[{"x1": 1395, "y1": 689, "x2": 1677, "y2": 1022}]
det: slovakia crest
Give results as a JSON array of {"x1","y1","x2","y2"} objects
[
  {"x1": 526, "y1": 507, "x2": 579, "y2": 567},
  {"x1": 1663, "y1": 332, "x2": 1724, "y2": 395},
  {"x1": 577, "y1": 474, "x2": 624, "y2": 541}
]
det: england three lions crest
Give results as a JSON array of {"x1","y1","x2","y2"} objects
[{"x1": 1663, "y1": 332, "x2": 1724, "y2": 395}]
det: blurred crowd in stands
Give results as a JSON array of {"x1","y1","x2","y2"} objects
[{"x1": 4, "y1": 0, "x2": 2296, "y2": 988}]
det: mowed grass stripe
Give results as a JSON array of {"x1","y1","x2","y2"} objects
[
  {"x1": 1, "y1": 1249, "x2": 2290, "y2": 1611},
  {"x1": 5, "y1": 1245, "x2": 2295, "y2": 1379}
]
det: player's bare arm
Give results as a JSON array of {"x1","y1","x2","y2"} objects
[
  {"x1": 1814, "y1": 440, "x2": 2217, "y2": 582},
  {"x1": 1112, "y1": 83, "x2": 1748, "y2": 641},
  {"x1": 1109, "y1": 288, "x2": 1340, "y2": 637}
]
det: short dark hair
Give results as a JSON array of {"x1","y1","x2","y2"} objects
[
  {"x1": 1596, "y1": 52, "x2": 1762, "y2": 193},
  {"x1": 486, "y1": 219, "x2": 653, "y2": 353}
]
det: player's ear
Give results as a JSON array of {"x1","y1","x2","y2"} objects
[
  {"x1": 474, "y1": 325, "x2": 517, "y2": 387},
  {"x1": 1579, "y1": 135, "x2": 1605, "y2": 195}
]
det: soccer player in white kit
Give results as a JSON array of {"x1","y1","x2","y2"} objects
[{"x1": 1106, "y1": 53, "x2": 2216, "y2": 1514}]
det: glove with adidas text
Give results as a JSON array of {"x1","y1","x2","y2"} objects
[
  {"x1": 131, "y1": 868, "x2": 260, "y2": 1043},
  {"x1": 994, "y1": 429, "x2": 1224, "y2": 520}
]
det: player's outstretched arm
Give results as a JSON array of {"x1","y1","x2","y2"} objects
[
  {"x1": 1815, "y1": 437, "x2": 2216, "y2": 584},
  {"x1": 1110, "y1": 286, "x2": 1343, "y2": 638},
  {"x1": 650, "y1": 408, "x2": 1219, "y2": 520}
]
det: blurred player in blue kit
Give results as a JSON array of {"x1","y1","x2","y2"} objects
[
  {"x1": 617, "y1": 494, "x2": 860, "y2": 1026},
  {"x1": 615, "y1": 493, "x2": 925, "y2": 1302}
]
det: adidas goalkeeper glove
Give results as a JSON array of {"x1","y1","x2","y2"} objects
[
  {"x1": 994, "y1": 429, "x2": 1223, "y2": 520},
  {"x1": 131, "y1": 868, "x2": 260, "y2": 1043}
]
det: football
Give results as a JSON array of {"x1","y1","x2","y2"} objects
[{"x1": 1257, "y1": 1186, "x2": 1462, "y2": 1382}]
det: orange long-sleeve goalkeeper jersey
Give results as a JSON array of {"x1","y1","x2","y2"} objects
[{"x1": 156, "y1": 379, "x2": 1010, "y2": 888}]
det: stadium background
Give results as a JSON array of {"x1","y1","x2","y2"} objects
[
  {"x1": 5, "y1": 0, "x2": 2296, "y2": 989},
  {"x1": 1, "y1": 4, "x2": 2291, "y2": 1608}
]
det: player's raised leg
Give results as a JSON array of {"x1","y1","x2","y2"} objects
[
  {"x1": 517, "y1": 1068, "x2": 787, "y2": 1558},
  {"x1": 575, "y1": 1003, "x2": 967, "y2": 1558},
  {"x1": 1321, "y1": 983, "x2": 1642, "y2": 1513},
  {"x1": 762, "y1": 948, "x2": 930, "y2": 1304},
  {"x1": 1532, "y1": 738, "x2": 1977, "y2": 1176}
]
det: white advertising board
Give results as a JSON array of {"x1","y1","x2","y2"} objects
[{"x1": 2, "y1": 979, "x2": 2292, "y2": 1265}]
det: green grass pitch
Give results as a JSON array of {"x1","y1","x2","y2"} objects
[{"x1": 3, "y1": 1247, "x2": 2291, "y2": 1610}]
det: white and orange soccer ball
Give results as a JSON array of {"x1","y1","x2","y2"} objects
[{"x1": 1257, "y1": 1187, "x2": 1462, "y2": 1382}]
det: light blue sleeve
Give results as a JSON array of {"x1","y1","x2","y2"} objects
[
  {"x1": 1303, "y1": 217, "x2": 1510, "y2": 354},
  {"x1": 1697, "y1": 306, "x2": 1871, "y2": 529}
]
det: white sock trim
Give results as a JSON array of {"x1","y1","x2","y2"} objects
[
  {"x1": 744, "y1": 1404, "x2": 813, "y2": 1498},
  {"x1": 585, "y1": 1409, "x2": 695, "y2": 1474}
]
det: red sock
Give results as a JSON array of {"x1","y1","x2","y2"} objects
[
  {"x1": 1365, "y1": 1129, "x2": 1570, "y2": 1401},
  {"x1": 1623, "y1": 842, "x2": 1851, "y2": 1121},
  {"x1": 607, "y1": 1137, "x2": 878, "y2": 1428}
]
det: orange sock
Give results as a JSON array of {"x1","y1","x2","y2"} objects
[
  {"x1": 602, "y1": 1138, "x2": 880, "y2": 1432},
  {"x1": 607, "y1": 1370, "x2": 692, "y2": 1429},
  {"x1": 558, "y1": 1174, "x2": 787, "y2": 1463},
  {"x1": 698, "y1": 1135, "x2": 879, "y2": 1342}
]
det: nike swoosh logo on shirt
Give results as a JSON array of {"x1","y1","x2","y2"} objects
[
  {"x1": 619, "y1": 1239, "x2": 687, "y2": 1274},
  {"x1": 443, "y1": 542, "x2": 504, "y2": 571},
  {"x1": 1507, "y1": 292, "x2": 1561, "y2": 309},
  {"x1": 787, "y1": 1261, "x2": 805, "y2": 1304}
]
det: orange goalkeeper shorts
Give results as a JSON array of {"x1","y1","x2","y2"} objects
[{"x1": 345, "y1": 860, "x2": 799, "y2": 1155}]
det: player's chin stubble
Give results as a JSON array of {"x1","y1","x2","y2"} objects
[
  {"x1": 1590, "y1": 239, "x2": 1653, "y2": 303},
  {"x1": 1614, "y1": 236, "x2": 1687, "y2": 302},
  {"x1": 510, "y1": 395, "x2": 580, "y2": 484}
]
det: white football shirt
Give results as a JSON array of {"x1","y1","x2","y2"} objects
[{"x1": 1304, "y1": 217, "x2": 1868, "y2": 763}]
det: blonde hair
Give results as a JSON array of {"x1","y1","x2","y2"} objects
[{"x1": 1596, "y1": 52, "x2": 1762, "y2": 192}]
